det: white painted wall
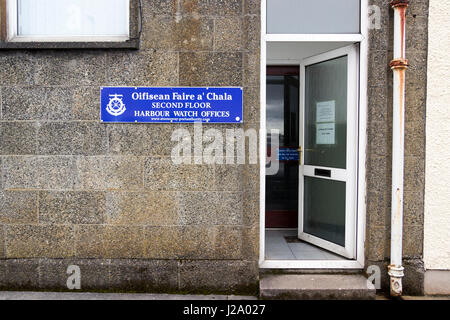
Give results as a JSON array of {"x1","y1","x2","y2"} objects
[{"x1": 424, "y1": 0, "x2": 450, "y2": 270}]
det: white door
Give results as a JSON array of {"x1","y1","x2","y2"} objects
[{"x1": 298, "y1": 45, "x2": 358, "y2": 259}]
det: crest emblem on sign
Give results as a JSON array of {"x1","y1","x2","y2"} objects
[{"x1": 106, "y1": 94, "x2": 126, "y2": 116}]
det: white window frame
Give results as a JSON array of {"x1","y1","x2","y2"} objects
[
  {"x1": 6, "y1": 0, "x2": 130, "y2": 42},
  {"x1": 259, "y1": 0, "x2": 369, "y2": 269}
]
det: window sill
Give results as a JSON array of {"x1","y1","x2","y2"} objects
[{"x1": 0, "y1": 39, "x2": 140, "y2": 50}]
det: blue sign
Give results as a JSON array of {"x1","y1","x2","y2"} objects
[
  {"x1": 101, "y1": 87, "x2": 243, "y2": 123},
  {"x1": 277, "y1": 148, "x2": 300, "y2": 161}
]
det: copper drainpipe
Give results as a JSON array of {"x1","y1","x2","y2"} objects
[{"x1": 388, "y1": 0, "x2": 409, "y2": 297}]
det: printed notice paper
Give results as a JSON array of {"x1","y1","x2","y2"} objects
[
  {"x1": 316, "y1": 123, "x2": 336, "y2": 145},
  {"x1": 316, "y1": 101, "x2": 336, "y2": 145},
  {"x1": 316, "y1": 101, "x2": 335, "y2": 123}
]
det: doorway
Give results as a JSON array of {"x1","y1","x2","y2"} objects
[
  {"x1": 264, "y1": 44, "x2": 359, "y2": 262},
  {"x1": 265, "y1": 66, "x2": 299, "y2": 229}
]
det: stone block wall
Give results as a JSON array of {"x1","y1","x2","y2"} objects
[{"x1": 0, "y1": 0, "x2": 260, "y2": 294}]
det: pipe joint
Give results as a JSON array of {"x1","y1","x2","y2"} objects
[
  {"x1": 388, "y1": 264, "x2": 405, "y2": 278},
  {"x1": 388, "y1": 265, "x2": 405, "y2": 296},
  {"x1": 390, "y1": 58, "x2": 409, "y2": 70},
  {"x1": 390, "y1": 0, "x2": 409, "y2": 8}
]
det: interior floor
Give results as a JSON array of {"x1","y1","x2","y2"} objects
[{"x1": 265, "y1": 229, "x2": 347, "y2": 260}]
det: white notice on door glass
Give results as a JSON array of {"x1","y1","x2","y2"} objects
[
  {"x1": 316, "y1": 101, "x2": 335, "y2": 123},
  {"x1": 316, "y1": 123, "x2": 335, "y2": 145}
]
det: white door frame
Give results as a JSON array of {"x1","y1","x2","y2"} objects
[
  {"x1": 259, "y1": 0, "x2": 369, "y2": 269},
  {"x1": 298, "y1": 44, "x2": 359, "y2": 260}
]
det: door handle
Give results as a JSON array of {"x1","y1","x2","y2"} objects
[{"x1": 297, "y1": 147, "x2": 302, "y2": 165}]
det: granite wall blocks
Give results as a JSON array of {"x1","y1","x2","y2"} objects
[
  {"x1": 405, "y1": 120, "x2": 425, "y2": 158},
  {"x1": 179, "y1": 52, "x2": 242, "y2": 86},
  {"x1": 0, "y1": 226, "x2": 5, "y2": 257},
  {"x1": 142, "y1": 0, "x2": 177, "y2": 16},
  {"x1": 108, "y1": 124, "x2": 176, "y2": 156},
  {"x1": 403, "y1": 190, "x2": 425, "y2": 226},
  {"x1": 39, "y1": 259, "x2": 111, "y2": 291},
  {"x1": 0, "y1": 52, "x2": 35, "y2": 86},
  {"x1": 406, "y1": 16, "x2": 428, "y2": 52},
  {"x1": 244, "y1": 0, "x2": 260, "y2": 15},
  {"x1": 214, "y1": 17, "x2": 243, "y2": 51},
  {"x1": 0, "y1": 258, "x2": 184, "y2": 292},
  {"x1": 72, "y1": 86, "x2": 99, "y2": 121},
  {"x1": 403, "y1": 258, "x2": 425, "y2": 296},
  {"x1": 0, "y1": 259, "x2": 40, "y2": 290},
  {"x1": 402, "y1": 225, "x2": 424, "y2": 258},
  {"x1": 145, "y1": 225, "x2": 216, "y2": 259},
  {"x1": 243, "y1": 51, "x2": 260, "y2": 86},
  {"x1": 2, "y1": 156, "x2": 76, "y2": 190},
  {"x1": 367, "y1": 51, "x2": 389, "y2": 88},
  {"x1": 404, "y1": 156, "x2": 425, "y2": 192},
  {"x1": 144, "y1": 225, "x2": 243, "y2": 260},
  {"x1": 242, "y1": 191, "x2": 259, "y2": 226},
  {"x1": 143, "y1": 0, "x2": 243, "y2": 18},
  {"x1": 106, "y1": 191, "x2": 179, "y2": 226},
  {"x1": 366, "y1": 191, "x2": 389, "y2": 227},
  {"x1": 33, "y1": 51, "x2": 106, "y2": 86},
  {"x1": 108, "y1": 259, "x2": 179, "y2": 292},
  {"x1": 38, "y1": 191, "x2": 106, "y2": 225},
  {"x1": 74, "y1": 225, "x2": 107, "y2": 258},
  {"x1": 180, "y1": 0, "x2": 243, "y2": 17},
  {"x1": 367, "y1": 120, "x2": 391, "y2": 157},
  {"x1": 144, "y1": 157, "x2": 245, "y2": 192},
  {"x1": 242, "y1": 225, "x2": 259, "y2": 259},
  {"x1": 0, "y1": 122, "x2": 38, "y2": 155},
  {"x1": 75, "y1": 156, "x2": 144, "y2": 191},
  {"x1": 103, "y1": 226, "x2": 145, "y2": 259},
  {"x1": 243, "y1": 86, "x2": 260, "y2": 125},
  {"x1": 179, "y1": 260, "x2": 258, "y2": 294},
  {"x1": 407, "y1": 0, "x2": 429, "y2": 18},
  {"x1": 0, "y1": 190, "x2": 38, "y2": 224},
  {"x1": 6, "y1": 225, "x2": 75, "y2": 258},
  {"x1": 143, "y1": 16, "x2": 214, "y2": 51},
  {"x1": 243, "y1": 15, "x2": 260, "y2": 52},
  {"x1": 37, "y1": 122, "x2": 108, "y2": 155},
  {"x1": 105, "y1": 51, "x2": 178, "y2": 86},
  {"x1": 179, "y1": 191, "x2": 242, "y2": 225},
  {"x1": 366, "y1": 226, "x2": 388, "y2": 262},
  {"x1": 1, "y1": 87, "x2": 74, "y2": 121},
  {"x1": 74, "y1": 225, "x2": 145, "y2": 259}
]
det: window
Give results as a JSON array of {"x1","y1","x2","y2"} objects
[
  {"x1": 4, "y1": 0, "x2": 130, "y2": 43},
  {"x1": 267, "y1": 0, "x2": 361, "y2": 34}
]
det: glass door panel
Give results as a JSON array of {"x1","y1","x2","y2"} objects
[{"x1": 304, "y1": 56, "x2": 348, "y2": 169}]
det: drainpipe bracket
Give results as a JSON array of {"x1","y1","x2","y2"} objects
[
  {"x1": 390, "y1": 59, "x2": 409, "y2": 70},
  {"x1": 390, "y1": 0, "x2": 409, "y2": 8}
]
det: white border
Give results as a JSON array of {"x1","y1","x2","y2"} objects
[
  {"x1": 6, "y1": 0, "x2": 130, "y2": 42},
  {"x1": 259, "y1": 0, "x2": 368, "y2": 269}
]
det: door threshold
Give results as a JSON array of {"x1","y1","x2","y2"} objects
[{"x1": 260, "y1": 260, "x2": 364, "y2": 269}]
